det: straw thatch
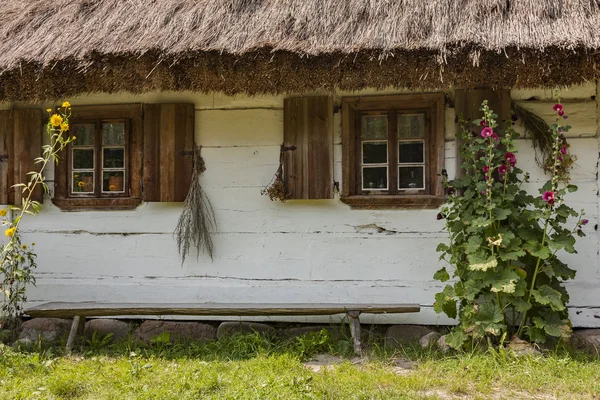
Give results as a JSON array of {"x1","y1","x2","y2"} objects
[{"x1": 2, "y1": 0, "x2": 600, "y2": 99}]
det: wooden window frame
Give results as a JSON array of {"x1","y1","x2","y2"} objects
[
  {"x1": 341, "y1": 94, "x2": 446, "y2": 209},
  {"x1": 53, "y1": 104, "x2": 143, "y2": 211}
]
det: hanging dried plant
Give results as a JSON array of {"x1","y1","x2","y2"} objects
[
  {"x1": 261, "y1": 145, "x2": 289, "y2": 202},
  {"x1": 174, "y1": 147, "x2": 216, "y2": 264},
  {"x1": 511, "y1": 100, "x2": 576, "y2": 181}
]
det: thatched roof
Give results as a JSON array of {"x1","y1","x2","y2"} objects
[{"x1": 2, "y1": 0, "x2": 600, "y2": 100}]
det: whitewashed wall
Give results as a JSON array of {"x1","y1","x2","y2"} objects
[{"x1": 1, "y1": 84, "x2": 599, "y2": 327}]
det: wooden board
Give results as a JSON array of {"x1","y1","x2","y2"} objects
[
  {"x1": 26, "y1": 302, "x2": 420, "y2": 318},
  {"x1": 0, "y1": 110, "x2": 13, "y2": 204}
]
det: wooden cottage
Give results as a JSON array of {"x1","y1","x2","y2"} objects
[{"x1": 1, "y1": 0, "x2": 599, "y2": 327}]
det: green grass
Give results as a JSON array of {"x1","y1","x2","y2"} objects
[{"x1": 1, "y1": 331, "x2": 599, "y2": 399}]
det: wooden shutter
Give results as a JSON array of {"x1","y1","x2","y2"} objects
[
  {"x1": 454, "y1": 89, "x2": 511, "y2": 176},
  {"x1": 283, "y1": 96, "x2": 334, "y2": 199},
  {"x1": 0, "y1": 109, "x2": 43, "y2": 205},
  {"x1": 143, "y1": 103, "x2": 195, "y2": 202}
]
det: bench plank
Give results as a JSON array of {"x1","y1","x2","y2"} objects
[{"x1": 26, "y1": 302, "x2": 420, "y2": 318}]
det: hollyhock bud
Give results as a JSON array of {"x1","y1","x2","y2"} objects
[{"x1": 581, "y1": 219, "x2": 589, "y2": 225}]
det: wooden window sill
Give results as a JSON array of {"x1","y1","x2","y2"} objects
[
  {"x1": 52, "y1": 197, "x2": 143, "y2": 211},
  {"x1": 340, "y1": 195, "x2": 445, "y2": 209}
]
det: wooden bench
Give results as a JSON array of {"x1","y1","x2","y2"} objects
[{"x1": 25, "y1": 302, "x2": 420, "y2": 354}]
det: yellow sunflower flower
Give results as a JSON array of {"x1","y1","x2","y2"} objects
[
  {"x1": 5, "y1": 227, "x2": 16, "y2": 237},
  {"x1": 0, "y1": 209, "x2": 6, "y2": 217},
  {"x1": 77, "y1": 181, "x2": 85, "y2": 188},
  {"x1": 61, "y1": 101, "x2": 71, "y2": 108},
  {"x1": 60, "y1": 122, "x2": 69, "y2": 131},
  {"x1": 108, "y1": 185, "x2": 116, "y2": 191},
  {"x1": 50, "y1": 114, "x2": 63, "y2": 127}
]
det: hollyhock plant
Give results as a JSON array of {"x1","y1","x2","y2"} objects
[{"x1": 434, "y1": 99, "x2": 584, "y2": 350}]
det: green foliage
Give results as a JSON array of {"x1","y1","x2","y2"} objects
[
  {"x1": 434, "y1": 100, "x2": 585, "y2": 349},
  {"x1": 1, "y1": 103, "x2": 74, "y2": 328}
]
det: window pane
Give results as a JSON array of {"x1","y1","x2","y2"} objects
[
  {"x1": 362, "y1": 142, "x2": 387, "y2": 164},
  {"x1": 361, "y1": 115, "x2": 387, "y2": 140},
  {"x1": 103, "y1": 148, "x2": 125, "y2": 169},
  {"x1": 103, "y1": 171, "x2": 125, "y2": 192},
  {"x1": 398, "y1": 114, "x2": 425, "y2": 139},
  {"x1": 73, "y1": 149, "x2": 94, "y2": 169},
  {"x1": 399, "y1": 142, "x2": 424, "y2": 163},
  {"x1": 362, "y1": 167, "x2": 388, "y2": 190},
  {"x1": 103, "y1": 123, "x2": 125, "y2": 145},
  {"x1": 399, "y1": 166, "x2": 424, "y2": 189},
  {"x1": 72, "y1": 124, "x2": 94, "y2": 146},
  {"x1": 72, "y1": 172, "x2": 94, "y2": 193}
]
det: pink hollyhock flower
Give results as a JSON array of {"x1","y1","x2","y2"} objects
[
  {"x1": 553, "y1": 103, "x2": 563, "y2": 112},
  {"x1": 498, "y1": 164, "x2": 508, "y2": 175},
  {"x1": 491, "y1": 133, "x2": 499, "y2": 141},
  {"x1": 560, "y1": 147, "x2": 567, "y2": 154},
  {"x1": 542, "y1": 191, "x2": 555, "y2": 205},
  {"x1": 504, "y1": 152, "x2": 516, "y2": 167},
  {"x1": 481, "y1": 190, "x2": 487, "y2": 196},
  {"x1": 558, "y1": 155, "x2": 563, "y2": 162},
  {"x1": 481, "y1": 127, "x2": 494, "y2": 138},
  {"x1": 482, "y1": 166, "x2": 490, "y2": 173}
]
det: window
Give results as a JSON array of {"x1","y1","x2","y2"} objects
[
  {"x1": 341, "y1": 94, "x2": 445, "y2": 208},
  {"x1": 69, "y1": 121, "x2": 129, "y2": 197},
  {"x1": 53, "y1": 104, "x2": 144, "y2": 210}
]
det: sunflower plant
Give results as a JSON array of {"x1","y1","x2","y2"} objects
[
  {"x1": 0, "y1": 102, "x2": 74, "y2": 328},
  {"x1": 434, "y1": 100, "x2": 584, "y2": 349}
]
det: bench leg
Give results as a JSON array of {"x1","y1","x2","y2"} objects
[
  {"x1": 66, "y1": 316, "x2": 85, "y2": 355},
  {"x1": 347, "y1": 310, "x2": 362, "y2": 356}
]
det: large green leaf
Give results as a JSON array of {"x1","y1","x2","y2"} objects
[
  {"x1": 464, "y1": 236, "x2": 482, "y2": 254},
  {"x1": 510, "y1": 298, "x2": 532, "y2": 313},
  {"x1": 523, "y1": 241, "x2": 551, "y2": 259},
  {"x1": 531, "y1": 285, "x2": 565, "y2": 311},
  {"x1": 433, "y1": 267, "x2": 450, "y2": 282},
  {"x1": 489, "y1": 270, "x2": 520, "y2": 294},
  {"x1": 494, "y1": 208, "x2": 512, "y2": 220},
  {"x1": 445, "y1": 329, "x2": 468, "y2": 350},
  {"x1": 547, "y1": 234, "x2": 576, "y2": 254}
]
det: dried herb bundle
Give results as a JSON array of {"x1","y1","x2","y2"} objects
[
  {"x1": 261, "y1": 145, "x2": 288, "y2": 202},
  {"x1": 174, "y1": 147, "x2": 216, "y2": 264},
  {"x1": 512, "y1": 100, "x2": 575, "y2": 181}
]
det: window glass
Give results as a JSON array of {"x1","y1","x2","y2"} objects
[
  {"x1": 398, "y1": 114, "x2": 424, "y2": 139},
  {"x1": 73, "y1": 149, "x2": 94, "y2": 169},
  {"x1": 399, "y1": 142, "x2": 424, "y2": 163},
  {"x1": 103, "y1": 148, "x2": 125, "y2": 169},
  {"x1": 362, "y1": 142, "x2": 387, "y2": 164},
  {"x1": 399, "y1": 166, "x2": 425, "y2": 189},
  {"x1": 72, "y1": 171, "x2": 94, "y2": 193},
  {"x1": 71, "y1": 124, "x2": 94, "y2": 146},
  {"x1": 103, "y1": 171, "x2": 125, "y2": 193},
  {"x1": 361, "y1": 115, "x2": 387, "y2": 140},
  {"x1": 362, "y1": 167, "x2": 388, "y2": 190},
  {"x1": 102, "y1": 123, "x2": 125, "y2": 145}
]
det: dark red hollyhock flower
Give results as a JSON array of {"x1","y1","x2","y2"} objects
[
  {"x1": 445, "y1": 187, "x2": 455, "y2": 195},
  {"x1": 542, "y1": 191, "x2": 555, "y2": 205},
  {"x1": 504, "y1": 152, "x2": 516, "y2": 167},
  {"x1": 480, "y1": 120, "x2": 487, "y2": 126},
  {"x1": 481, "y1": 127, "x2": 494, "y2": 138},
  {"x1": 560, "y1": 147, "x2": 567, "y2": 155},
  {"x1": 581, "y1": 219, "x2": 589, "y2": 225},
  {"x1": 558, "y1": 110, "x2": 565, "y2": 117},
  {"x1": 491, "y1": 133, "x2": 499, "y2": 141},
  {"x1": 553, "y1": 103, "x2": 563, "y2": 112},
  {"x1": 482, "y1": 166, "x2": 490, "y2": 173},
  {"x1": 498, "y1": 164, "x2": 508, "y2": 175},
  {"x1": 436, "y1": 213, "x2": 445, "y2": 220}
]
